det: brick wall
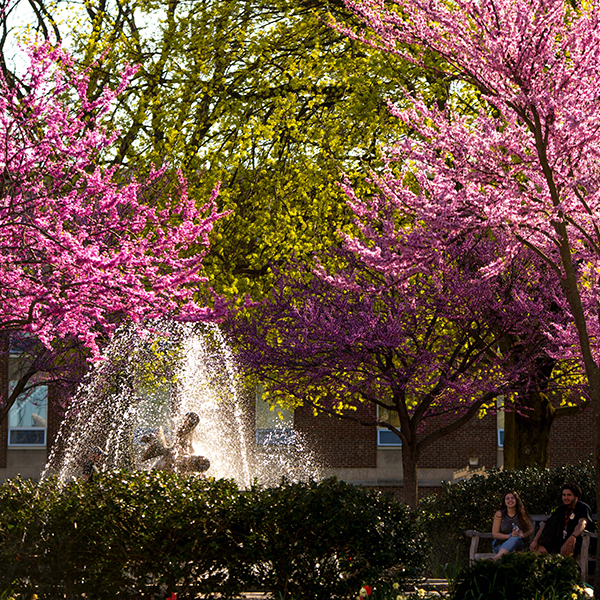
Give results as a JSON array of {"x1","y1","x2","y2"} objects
[
  {"x1": 293, "y1": 406, "x2": 500, "y2": 472},
  {"x1": 549, "y1": 406, "x2": 594, "y2": 466},
  {"x1": 294, "y1": 404, "x2": 595, "y2": 477},
  {"x1": 5, "y1": 383, "x2": 594, "y2": 486},
  {"x1": 292, "y1": 404, "x2": 596, "y2": 505},
  {"x1": 293, "y1": 406, "x2": 500, "y2": 471},
  {"x1": 419, "y1": 412, "x2": 499, "y2": 469},
  {"x1": 294, "y1": 405, "x2": 377, "y2": 468}
]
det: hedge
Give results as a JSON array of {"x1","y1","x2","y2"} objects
[{"x1": 0, "y1": 473, "x2": 429, "y2": 599}]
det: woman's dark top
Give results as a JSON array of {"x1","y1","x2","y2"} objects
[{"x1": 498, "y1": 512, "x2": 521, "y2": 534}]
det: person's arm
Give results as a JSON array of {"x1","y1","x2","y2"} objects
[
  {"x1": 493, "y1": 511, "x2": 510, "y2": 540},
  {"x1": 561, "y1": 517, "x2": 588, "y2": 556},
  {"x1": 567, "y1": 516, "x2": 588, "y2": 543},
  {"x1": 530, "y1": 521, "x2": 545, "y2": 550},
  {"x1": 573, "y1": 518, "x2": 588, "y2": 538}
]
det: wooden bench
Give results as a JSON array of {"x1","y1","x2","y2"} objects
[{"x1": 466, "y1": 514, "x2": 597, "y2": 582}]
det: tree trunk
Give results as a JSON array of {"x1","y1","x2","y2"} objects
[
  {"x1": 0, "y1": 333, "x2": 7, "y2": 411},
  {"x1": 402, "y1": 443, "x2": 419, "y2": 509},
  {"x1": 0, "y1": 363, "x2": 38, "y2": 428},
  {"x1": 591, "y1": 371, "x2": 600, "y2": 597},
  {"x1": 503, "y1": 391, "x2": 555, "y2": 469},
  {"x1": 0, "y1": 334, "x2": 7, "y2": 469}
]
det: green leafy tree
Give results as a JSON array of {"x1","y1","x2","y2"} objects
[
  {"x1": 0, "y1": 0, "x2": 453, "y2": 434},
  {"x1": 2, "y1": 0, "x2": 450, "y2": 301}
]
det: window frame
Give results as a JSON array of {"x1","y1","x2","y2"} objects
[
  {"x1": 7, "y1": 383, "x2": 48, "y2": 449},
  {"x1": 376, "y1": 405, "x2": 402, "y2": 447}
]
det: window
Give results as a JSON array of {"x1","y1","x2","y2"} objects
[
  {"x1": 8, "y1": 383, "x2": 47, "y2": 447},
  {"x1": 255, "y1": 385, "x2": 295, "y2": 445},
  {"x1": 377, "y1": 405, "x2": 402, "y2": 447}
]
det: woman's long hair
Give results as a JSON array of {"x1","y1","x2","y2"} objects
[{"x1": 500, "y1": 490, "x2": 532, "y2": 531}]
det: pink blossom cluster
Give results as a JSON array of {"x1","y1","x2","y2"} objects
[
  {"x1": 0, "y1": 43, "x2": 227, "y2": 357},
  {"x1": 337, "y1": 0, "x2": 600, "y2": 364},
  {"x1": 236, "y1": 233, "x2": 564, "y2": 422},
  {"x1": 232, "y1": 223, "x2": 567, "y2": 506}
]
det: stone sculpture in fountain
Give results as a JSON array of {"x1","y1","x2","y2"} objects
[{"x1": 140, "y1": 412, "x2": 210, "y2": 474}]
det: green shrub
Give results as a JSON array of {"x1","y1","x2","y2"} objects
[
  {"x1": 236, "y1": 478, "x2": 429, "y2": 599},
  {"x1": 420, "y1": 457, "x2": 595, "y2": 573},
  {"x1": 452, "y1": 552, "x2": 586, "y2": 600},
  {"x1": 0, "y1": 473, "x2": 244, "y2": 599},
  {"x1": 0, "y1": 477, "x2": 42, "y2": 599},
  {"x1": 0, "y1": 473, "x2": 428, "y2": 600}
]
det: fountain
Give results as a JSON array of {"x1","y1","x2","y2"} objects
[{"x1": 43, "y1": 321, "x2": 322, "y2": 487}]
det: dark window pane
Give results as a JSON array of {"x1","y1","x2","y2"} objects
[
  {"x1": 378, "y1": 430, "x2": 402, "y2": 446},
  {"x1": 9, "y1": 429, "x2": 46, "y2": 446}
]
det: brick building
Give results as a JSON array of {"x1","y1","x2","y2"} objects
[
  {"x1": 0, "y1": 377, "x2": 595, "y2": 504},
  {"x1": 294, "y1": 403, "x2": 594, "y2": 502}
]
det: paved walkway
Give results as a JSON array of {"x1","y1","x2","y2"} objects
[{"x1": 202, "y1": 580, "x2": 450, "y2": 598}]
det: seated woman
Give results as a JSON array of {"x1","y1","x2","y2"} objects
[{"x1": 492, "y1": 490, "x2": 534, "y2": 561}]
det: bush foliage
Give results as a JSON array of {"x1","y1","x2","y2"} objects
[
  {"x1": 452, "y1": 552, "x2": 584, "y2": 600},
  {"x1": 0, "y1": 473, "x2": 428, "y2": 599}
]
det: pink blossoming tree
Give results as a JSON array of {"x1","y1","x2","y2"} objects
[
  {"x1": 0, "y1": 42, "x2": 227, "y2": 425},
  {"x1": 331, "y1": 0, "x2": 600, "y2": 518},
  {"x1": 233, "y1": 226, "x2": 566, "y2": 507}
]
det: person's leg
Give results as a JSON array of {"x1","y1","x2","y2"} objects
[{"x1": 493, "y1": 537, "x2": 525, "y2": 560}]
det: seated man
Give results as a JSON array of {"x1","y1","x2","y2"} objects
[{"x1": 530, "y1": 483, "x2": 594, "y2": 557}]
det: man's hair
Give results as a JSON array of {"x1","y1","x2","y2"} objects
[{"x1": 562, "y1": 483, "x2": 582, "y2": 498}]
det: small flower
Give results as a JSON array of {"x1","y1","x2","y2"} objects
[
  {"x1": 393, "y1": 582, "x2": 400, "y2": 590},
  {"x1": 359, "y1": 585, "x2": 372, "y2": 597}
]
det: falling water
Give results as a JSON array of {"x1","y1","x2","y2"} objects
[{"x1": 43, "y1": 321, "x2": 322, "y2": 486}]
